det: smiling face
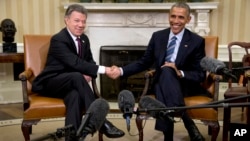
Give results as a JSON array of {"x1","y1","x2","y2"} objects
[
  {"x1": 169, "y1": 6, "x2": 191, "y2": 35},
  {"x1": 64, "y1": 11, "x2": 86, "y2": 37}
]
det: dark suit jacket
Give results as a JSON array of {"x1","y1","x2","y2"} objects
[
  {"x1": 122, "y1": 28, "x2": 208, "y2": 96},
  {"x1": 32, "y1": 28, "x2": 99, "y2": 92}
]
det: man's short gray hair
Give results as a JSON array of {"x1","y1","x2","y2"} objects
[{"x1": 65, "y1": 4, "x2": 88, "y2": 18}]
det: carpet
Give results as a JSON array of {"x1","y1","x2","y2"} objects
[{"x1": 0, "y1": 117, "x2": 223, "y2": 141}]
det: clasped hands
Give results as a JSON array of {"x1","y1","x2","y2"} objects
[
  {"x1": 161, "y1": 62, "x2": 182, "y2": 78},
  {"x1": 105, "y1": 65, "x2": 121, "y2": 79}
]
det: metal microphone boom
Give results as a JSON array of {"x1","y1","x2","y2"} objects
[{"x1": 136, "y1": 94, "x2": 250, "y2": 114}]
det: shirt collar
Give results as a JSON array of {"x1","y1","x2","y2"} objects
[
  {"x1": 66, "y1": 27, "x2": 78, "y2": 41},
  {"x1": 169, "y1": 28, "x2": 185, "y2": 41}
]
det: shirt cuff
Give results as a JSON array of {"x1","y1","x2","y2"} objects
[
  {"x1": 98, "y1": 66, "x2": 106, "y2": 74},
  {"x1": 119, "y1": 67, "x2": 124, "y2": 76},
  {"x1": 180, "y1": 70, "x2": 184, "y2": 78}
]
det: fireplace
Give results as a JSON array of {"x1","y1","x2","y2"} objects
[{"x1": 100, "y1": 45, "x2": 151, "y2": 102}]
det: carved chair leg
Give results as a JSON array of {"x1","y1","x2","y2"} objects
[
  {"x1": 209, "y1": 121, "x2": 220, "y2": 141},
  {"x1": 21, "y1": 123, "x2": 31, "y2": 141},
  {"x1": 136, "y1": 115, "x2": 144, "y2": 141},
  {"x1": 21, "y1": 119, "x2": 40, "y2": 141},
  {"x1": 98, "y1": 133, "x2": 103, "y2": 141},
  {"x1": 223, "y1": 107, "x2": 231, "y2": 141}
]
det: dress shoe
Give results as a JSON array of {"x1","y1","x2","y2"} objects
[
  {"x1": 186, "y1": 124, "x2": 205, "y2": 141},
  {"x1": 99, "y1": 120, "x2": 125, "y2": 138},
  {"x1": 182, "y1": 112, "x2": 205, "y2": 141}
]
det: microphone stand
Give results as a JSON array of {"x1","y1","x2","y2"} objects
[
  {"x1": 136, "y1": 94, "x2": 250, "y2": 114},
  {"x1": 31, "y1": 124, "x2": 76, "y2": 141},
  {"x1": 232, "y1": 66, "x2": 250, "y2": 70}
]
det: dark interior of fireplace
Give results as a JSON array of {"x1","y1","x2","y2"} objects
[{"x1": 99, "y1": 45, "x2": 152, "y2": 102}]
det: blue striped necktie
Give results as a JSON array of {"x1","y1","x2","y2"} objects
[{"x1": 165, "y1": 36, "x2": 177, "y2": 62}]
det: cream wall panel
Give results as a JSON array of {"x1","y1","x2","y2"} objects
[
  {"x1": 0, "y1": 0, "x2": 65, "y2": 42},
  {"x1": 210, "y1": 0, "x2": 250, "y2": 44}
]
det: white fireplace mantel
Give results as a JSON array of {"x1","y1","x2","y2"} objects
[
  {"x1": 63, "y1": 3, "x2": 219, "y2": 11},
  {"x1": 63, "y1": 2, "x2": 219, "y2": 36}
]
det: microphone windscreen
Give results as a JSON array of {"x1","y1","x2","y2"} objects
[
  {"x1": 200, "y1": 56, "x2": 226, "y2": 73},
  {"x1": 87, "y1": 98, "x2": 109, "y2": 130},
  {"x1": 117, "y1": 90, "x2": 135, "y2": 113},
  {"x1": 139, "y1": 96, "x2": 166, "y2": 118}
]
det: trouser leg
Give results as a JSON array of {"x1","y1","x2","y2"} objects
[
  {"x1": 43, "y1": 72, "x2": 95, "y2": 130},
  {"x1": 182, "y1": 112, "x2": 205, "y2": 141}
]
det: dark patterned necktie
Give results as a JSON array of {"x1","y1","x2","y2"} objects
[
  {"x1": 165, "y1": 36, "x2": 177, "y2": 62},
  {"x1": 76, "y1": 37, "x2": 82, "y2": 58}
]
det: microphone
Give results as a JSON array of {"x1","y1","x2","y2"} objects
[
  {"x1": 117, "y1": 90, "x2": 135, "y2": 132},
  {"x1": 139, "y1": 96, "x2": 174, "y2": 122},
  {"x1": 76, "y1": 98, "x2": 109, "y2": 140},
  {"x1": 200, "y1": 56, "x2": 237, "y2": 80}
]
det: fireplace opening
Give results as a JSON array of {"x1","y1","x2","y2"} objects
[{"x1": 99, "y1": 45, "x2": 152, "y2": 102}]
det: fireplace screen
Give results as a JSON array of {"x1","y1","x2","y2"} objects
[{"x1": 99, "y1": 45, "x2": 151, "y2": 102}]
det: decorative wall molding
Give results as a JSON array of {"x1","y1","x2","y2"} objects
[{"x1": 63, "y1": 3, "x2": 219, "y2": 11}]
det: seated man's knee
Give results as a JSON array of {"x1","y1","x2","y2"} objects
[
  {"x1": 70, "y1": 72, "x2": 84, "y2": 80},
  {"x1": 161, "y1": 67, "x2": 175, "y2": 74}
]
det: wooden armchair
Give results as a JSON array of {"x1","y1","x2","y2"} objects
[
  {"x1": 222, "y1": 41, "x2": 250, "y2": 141},
  {"x1": 19, "y1": 35, "x2": 103, "y2": 141},
  {"x1": 135, "y1": 36, "x2": 222, "y2": 141}
]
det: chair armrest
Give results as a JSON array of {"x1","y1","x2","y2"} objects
[
  {"x1": 144, "y1": 69, "x2": 156, "y2": 78},
  {"x1": 141, "y1": 69, "x2": 156, "y2": 97},
  {"x1": 19, "y1": 68, "x2": 34, "y2": 105},
  {"x1": 208, "y1": 73, "x2": 223, "y2": 101},
  {"x1": 91, "y1": 79, "x2": 101, "y2": 98},
  {"x1": 209, "y1": 73, "x2": 223, "y2": 81},
  {"x1": 19, "y1": 68, "x2": 34, "y2": 81}
]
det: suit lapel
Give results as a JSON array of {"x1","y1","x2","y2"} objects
[
  {"x1": 175, "y1": 30, "x2": 191, "y2": 65},
  {"x1": 159, "y1": 29, "x2": 170, "y2": 65},
  {"x1": 79, "y1": 36, "x2": 86, "y2": 58}
]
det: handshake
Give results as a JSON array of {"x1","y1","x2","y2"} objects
[{"x1": 105, "y1": 65, "x2": 121, "y2": 79}]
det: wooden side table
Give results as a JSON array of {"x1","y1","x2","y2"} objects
[
  {"x1": 0, "y1": 53, "x2": 24, "y2": 80},
  {"x1": 0, "y1": 53, "x2": 24, "y2": 63}
]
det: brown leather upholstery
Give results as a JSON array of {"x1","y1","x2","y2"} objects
[
  {"x1": 222, "y1": 42, "x2": 250, "y2": 141},
  {"x1": 136, "y1": 36, "x2": 221, "y2": 141},
  {"x1": 19, "y1": 35, "x2": 103, "y2": 141}
]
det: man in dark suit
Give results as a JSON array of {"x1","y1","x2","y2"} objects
[
  {"x1": 32, "y1": 4, "x2": 124, "y2": 141},
  {"x1": 108, "y1": 2, "x2": 207, "y2": 141}
]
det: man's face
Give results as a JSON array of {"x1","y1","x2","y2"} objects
[
  {"x1": 0, "y1": 20, "x2": 16, "y2": 38},
  {"x1": 169, "y1": 7, "x2": 191, "y2": 35},
  {"x1": 64, "y1": 11, "x2": 86, "y2": 37}
]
